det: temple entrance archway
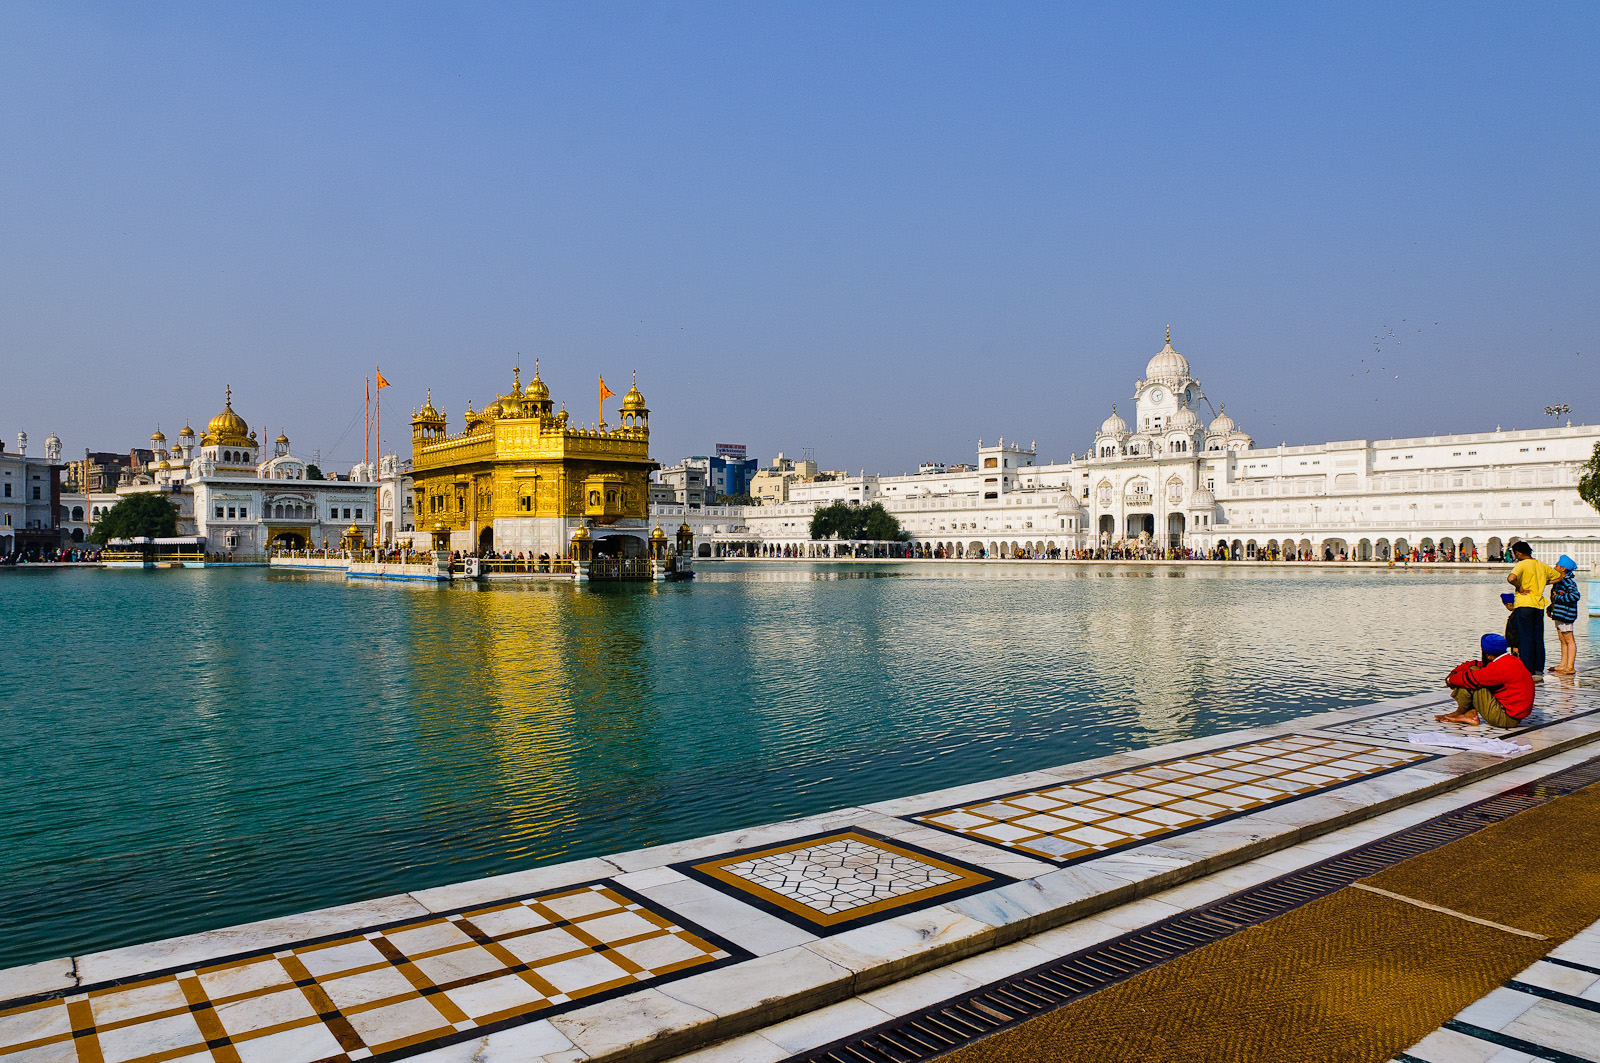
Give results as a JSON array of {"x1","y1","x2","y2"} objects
[
  {"x1": 1126, "y1": 513, "x2": 1154, "y2": 539},
  {"x1": 478, "y1": 526, "x2": 494, "y2": 553}
]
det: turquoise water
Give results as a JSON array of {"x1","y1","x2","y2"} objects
[{"x1": 0, "y1": 563, "x2": 1588, "y2": 968}]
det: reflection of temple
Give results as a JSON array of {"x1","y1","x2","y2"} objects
[{"x1": 410, "y1": 366, "x2": 658, "y2": 557}]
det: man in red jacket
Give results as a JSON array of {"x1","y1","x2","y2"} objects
[{"x1": 1437, "y1": 633, "x2": 1535, "y2": 728}]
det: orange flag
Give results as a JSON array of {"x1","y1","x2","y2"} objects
[
  {"x1": 376, "y1": 369, "x2": 391, "y2": 389},
  {"x1": 598, "y1": 376, "x2": 615, "y2": 402}
]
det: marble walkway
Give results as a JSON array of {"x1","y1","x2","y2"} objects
[{"x1": 4, "y1": 673, "x2": 1600, "y2": 1063}]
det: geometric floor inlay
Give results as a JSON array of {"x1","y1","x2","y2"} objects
[
  {"x1": 0, "y1": 881, "x2": 743, "y2": 1063},
  {"x1": 675, "y1": 829, "x2": 1009, "y2": 934},
  {"x1": 1325, "y1": 685, "x2": 1600, "y2": 744},
  {"x1": 909, "y1": 735, "x2": 1435, "y2": 866}
]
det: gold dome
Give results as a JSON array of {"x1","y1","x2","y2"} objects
[
  {"x1": 414, "y1": 389, "x2": 444, "y2": 424},
  {"x1": 204, "y1": 386, "x2": 252, "y2": 446},
  {"x1": 621, "y1": 370, "x2": 646, "y2": 410},
  {"x1": 179, "y1": 423, "x2": 194, "y2": 438},
  {"x1": 525, "y1": 360, "x2": 550, "y2": 402},
  {"x1": 275, "y1": 432, "x2": 290, "y2": 445},
  {"x1": 151, "y1": 428, "x2": 166, "y2": 442}
]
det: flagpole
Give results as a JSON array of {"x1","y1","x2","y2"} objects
[
  {"x1": 365, "y1": 377, "x2": 371, "y2": 473},
  {"x1": 375, "y1": 363, "x2": 381, "y2": 479}
]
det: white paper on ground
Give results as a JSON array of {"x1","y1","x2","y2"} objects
[{"x1": 1407, "y1": 732, "x2": 1533, "y2": 757}]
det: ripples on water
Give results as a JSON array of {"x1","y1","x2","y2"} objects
[{"x1": 0, "y1": 562, "x2": 1588, "y2": 966}]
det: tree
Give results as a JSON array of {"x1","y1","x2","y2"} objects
[
  {"x1": 809, "y1": 501, "x2": 908, "y2": 541},
  {"x1": 717, "y1": 493, "x2": 754, "y2": 505},
  {"x1": 90, "y1": 492, "x2": 178, "y2": 543},
  {"x1": 1580, "y1": 442, "x2": 1600, "y2": 515},
  {"x1": 305, "y1": 464, "x2": 326, "y2": 481}
]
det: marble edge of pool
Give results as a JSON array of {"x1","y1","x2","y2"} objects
[{"x1": 6, "y1": 673, "x2": 1600, "y2": 1063}]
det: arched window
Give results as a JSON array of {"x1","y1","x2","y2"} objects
[{"x1": 72, "y1": 506, "x2": 84, "y2": 520}]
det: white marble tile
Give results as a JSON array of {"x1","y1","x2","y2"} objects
[
  {"x1": 858, "y1": 963, "x2": 987, "y2": 1017},
  {"x1": 943, "y1": 862, "x2": 1138, "y2": 932},
  {"x1": 410, "y1": 858, "x2": 622, "y2": 913},
  {"x1": 863, "y1": 772, "x2": 1085, "y2": 819},
  {"x1": 803, "y1": 906, "x2": 996, "y2": 987},
  {"x1": 0, "y1": 958, "x2": 76, "y2": 1003},
  {"x1": 605, "y1": 808, "x2": 877, "y2": 874},
  {"x1": 754, "y1": 997, "x2": 894, "y2": 1054},
  {"x1": 1082, "y1": 896, "x2": 1185, "y2": 934},
  {"x1": 1455, "y1": 986, "x2": 1540, "y2": 1032},
  {"x1": 634, "y1": 875, "x2": 817, "y2": 956},
  {"x1": 610, "y1": 866, "x2": 689, "y2": 892},
  {"x1": 1501, "y1": 998, "x2": 1600, "y2": 1059},
  {"x1": 545, "y1": 987, "x2": 717, "y2": 1061},
  {"x1": 1515, "y1": 960, "x2": 1600, "y2": 997},
  {"x1": 76, "y1": 892, "x2": 431, "y2": 985},
  {"x1": 1547, "y1": 926, "x2": 1600, "y2": 970},
  {"x1": 1403, "y1": 1026, "x2": 1501, "y2": 1063},
  {"x1": 656, "y1": 946, "x2": 853, "y2": 1023},
  {"x1": 665, "y1": 1031, "x2": 790, "y2": 1063},
  {"x1": 407, "y1": 1019, "x2": 579, "y2": 1062}
]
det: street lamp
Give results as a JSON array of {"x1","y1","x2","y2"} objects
[{"x1": 1545, "y1": 403, "x2": 1571, "y2": 423}]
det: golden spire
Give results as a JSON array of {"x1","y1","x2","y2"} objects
[{"x1": 1165, "y1": 324, "x2": 1170, "y2": 344}]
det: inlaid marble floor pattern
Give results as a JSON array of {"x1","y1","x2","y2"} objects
[
  {"x1": 0, "y1": 883, "x2": 734, "y2": 1063},
  {"x1": 911, "y1": 735, "x2": 1433, "y2": 864},
  {"x1": 678, "y1": 830, "x2": 1004, "y2": 932},
  {"x1": 1327, "y1": 685, "x2": 1600, "y2": 744}
]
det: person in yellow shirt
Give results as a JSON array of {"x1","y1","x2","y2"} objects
[{"x1": 1505, "y1": 541, "x2": 1559, "y2": 676}]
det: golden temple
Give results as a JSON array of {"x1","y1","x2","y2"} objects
[{"x1": 410, "y1": 365, "x2": 658, "y2": 557}]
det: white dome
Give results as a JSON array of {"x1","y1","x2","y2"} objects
[
  {"x1": 1208, "y1": 403, "x2": 1237, "y2": 435},
  {"x1": 1170, "y1": 405, "x2": 1200, "y2": 431},
  {"x1": 1188, "y1": 488, "x2": 1216, "y2": 508},
  {"x1": 1099, "y1": 405, "x2": 1128, "y2": 436},
  {"x1": 1146, "y1": 339, "x2": 1190, "y2": 383}
]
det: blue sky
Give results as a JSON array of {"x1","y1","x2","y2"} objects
[{"x1": 1, "y1": 3, "x2": 1595, "y2": 473}]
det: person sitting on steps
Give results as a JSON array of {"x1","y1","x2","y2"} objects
[{"x1": 1438, "y1": 633, "x2": 1535, "y2": 729}]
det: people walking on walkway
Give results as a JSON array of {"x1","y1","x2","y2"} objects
[
  {"x1": 1437, "y1": 633, "x2": 1535, "y2": 728},
  {"x1": 1505, "y1": 542, "x2": 1559, "y2": 675},
  {"x1": 1548, "y1": 554, "x2": 1581, "y2": 675}
]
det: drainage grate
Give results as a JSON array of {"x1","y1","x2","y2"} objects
[{"x1": 784, "y1": 751, "x2": 1600, "y2": 1063}]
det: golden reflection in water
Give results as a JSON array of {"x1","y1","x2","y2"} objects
[{"x1": 399, "y1": 584, "x2": 663, "y2": 862}]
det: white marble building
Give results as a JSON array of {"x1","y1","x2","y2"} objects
[
  {"x1": 119, "y1": 389, "x2": 380, "y2": 554},
  {"x1": 653, "y1": 334, "x2": 1600, "y2": 568}
]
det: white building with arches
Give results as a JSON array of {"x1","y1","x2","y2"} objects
[{"x1": 653, "y1": 333, "x2": 1600, "y2": 568}]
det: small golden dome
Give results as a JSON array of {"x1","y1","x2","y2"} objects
[
  {"x1": 151, "y1": 428, "x2": 166, "y2": 442},
  {"x1": 571, "y1": 525, "x2": 592, "y2": 541},
  {"x1": 346, "y1": 523, "x2": 361, "y2": 536},
  {"x1": 621, "y1": 370, "x2": 646, "y2": 410},
  {"x1": 415, "y1": 388, "x2": 444, "y2": 423},
  {"x1": 205, "y1": 386, "x2": 251, "y2": 446},
  {"x1": 526, "y1": 360, "x2": 550, "y2": 402},
  {"x1": 180, "y1": 423, "x2": 194, "y2": 438},
  {"x1": 275, "y1": 432, "x2": 290, "y2": 445},
  {"x1": 650, "y1": 525, "x2": 667, "y2": 541}
]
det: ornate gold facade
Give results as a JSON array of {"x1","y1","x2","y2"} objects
[{"x1": 410, "y1": 366, "x2": 657, "y2": 555}]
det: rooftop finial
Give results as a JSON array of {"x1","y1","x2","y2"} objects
[
  {"x1": 534, "y1": 358, "x2": 539, "y2": 376},
  {"x1": 1165, "y1": 324, "x2": 1170, "y2": 344},
  {"x1": 225, "y1": 384, "x2": 232, "y2": 406}
]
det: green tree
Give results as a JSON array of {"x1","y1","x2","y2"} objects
[
  {"x1": 1580, "y1": 441, "x2": 1600, "y2": 514},
  {"x1": 90, "y1": 492, "x2": 179, "y2": 543},
  {"x1": 305, "y1": 464, "x2": 325, "y2": 481},
  {"x1": 717, "y1": 493, "x2": 754, "y2": 505},
  {"x1": 808, "y1": 501, "x2": 907, "y2": 541}
]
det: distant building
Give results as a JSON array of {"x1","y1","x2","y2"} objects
[
  {"x1": 749, "y1": 452, "x2": 819, "y2": 505},
  {"x1": 66, "y1": 448, "x2": 154, "y2": 495},
  {"x1": 118, "y1": 389, "x2": 381, "y2": 555},
  {"x1": 652, "y1": 333, "x2": 1600, "y2": 567},
  {"x1": 0, "y1": 430, "x2": 65, "y2": 558},
  {"x1": 657, "y1": 460, "x2": 713, "y2": 509}
]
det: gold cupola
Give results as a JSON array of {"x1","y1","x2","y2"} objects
[
  {"x1": 619, "y1": 371, "x2": 648, "y2": 430},
  {"x1": 203, "y1": 386, "x2": 252, "y2": 447}
]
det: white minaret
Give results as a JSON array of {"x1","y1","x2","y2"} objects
[
  {"x1": 45, "y1": 433, "x2": 61, "y2": 462},
  {"x1": 16, "y1": 431, "x2": 26, "y2": 456}
]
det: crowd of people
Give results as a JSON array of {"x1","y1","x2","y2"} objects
[
  {"x1": 1439, "y1": 546, "x2": 1583, "y2": 728},
  {"x1": 3, "y1": 545, "x2": 102, "y2": 564}
]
